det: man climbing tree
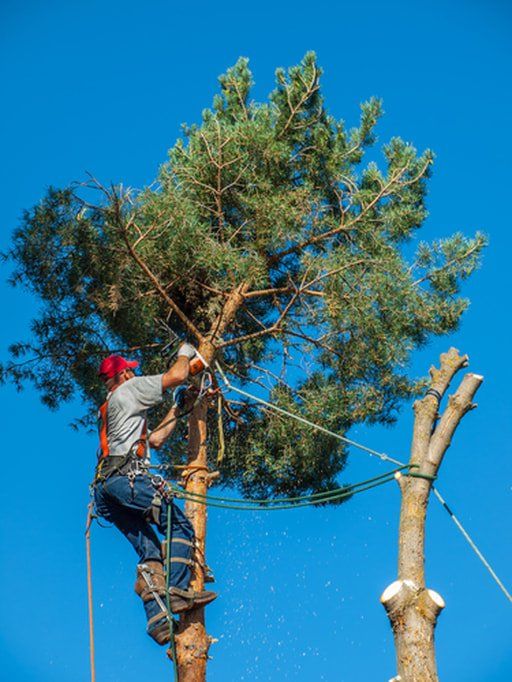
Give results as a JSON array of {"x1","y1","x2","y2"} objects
[
  {"x1": 93, "y1": 347, "x2": 217, "y2": 646},
  {"x1": 1, "y1": 52, "x2": 486, "y2": 680}
]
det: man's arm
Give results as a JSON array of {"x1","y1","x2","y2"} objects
[
  {"x1": 151, "y1": 343, "x2": 199, "y2": 447},
  {"x1": 149, "y1": 404, "x2": 179, "y2": 449},
  {"x1": 161, "y1": 343, "x2": 197, "y2": 391}
]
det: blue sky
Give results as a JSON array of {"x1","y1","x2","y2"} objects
[{"x1": 1, "y1": 1, "x2": 511, "y2": 680}]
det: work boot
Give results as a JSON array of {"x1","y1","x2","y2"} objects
[
  {"x1": 169, "y1": 586, "x2": 218, "y2": 614},
  {"x1": 136, "y1": 560, "x2": 171, "y2": 646},
  {"x1": 135, "y1": 561, "x2": 167, "y2": 602}
]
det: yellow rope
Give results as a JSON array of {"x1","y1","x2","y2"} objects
[{"x1": 217, "y1": 392, "x2": 225, "y2": 465}]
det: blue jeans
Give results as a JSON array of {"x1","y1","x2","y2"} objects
[{"x1": 94, "y1": 474, "x2": 194, "y2": 591}]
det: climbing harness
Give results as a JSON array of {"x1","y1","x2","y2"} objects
[
  {"x1": 94, "y1": 387, "x2": 149, "y2": 486},
  {"x1": 93, "y1": 368, "x2": 212, "y2": 488},
  {"x1": 97, "y1": 395, "x2": 147, "y2": 460},
  {"x1": 145, "y1": 475, "x2": 166, "y2": 525}
]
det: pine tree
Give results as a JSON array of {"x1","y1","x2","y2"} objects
[{"x1": 2, "y1": 53, "x2": 485, "y2": 680}]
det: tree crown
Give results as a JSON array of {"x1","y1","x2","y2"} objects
[{"x1": 2, "y1": 53, "x2": 486, "y2": 496}]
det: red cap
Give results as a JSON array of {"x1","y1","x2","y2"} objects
[{"x1": 98, "y1": 355, "x2": 139, "y2": 381}]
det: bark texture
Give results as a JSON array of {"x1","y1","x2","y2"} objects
[
  {"x1": 172, "y1": 283, "x2": 270, "y2": 679},
  {"x1": 174, "y1": 340, "x2": 218, "y2": 682},
  {"x1": 381, "y1": 348, "x2": 483, "y2": 682},
  {"x1": 173, "y1": 285, "x2": 249, "y2": 680}
]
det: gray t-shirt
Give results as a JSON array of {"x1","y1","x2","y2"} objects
[{"x1": 105, "y1": 374, "x2": 163, "y2": 458}]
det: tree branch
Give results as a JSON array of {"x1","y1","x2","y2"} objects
[
  {"x1": 413, "y1": 243, "x2": 482, "y2": 287},
  {"x1": 119, "y1": 215, "x2": 203, "y2": 341},
  {"x1": 268, "y1": 164, "x2": 418, "y2": 264},
  {"x1": 207, "y1": 281, "x2": 251, "y2": 345},
  {"x1": 427, "y1": 372, "x2": 483, "y2": 469},
  {"x1": 278, "y1": 65, "x2": 319, "y2": 138},
  {"x1": 410, "y1": 347, "x2": 469, "y2": 466}
]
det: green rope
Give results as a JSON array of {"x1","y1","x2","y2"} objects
[
  {"x1": 171, "y1": 477, "x2": 396, "y2": 511},
  {"x1": 164, "y1": 465, "x2": 416, "y2": 512},
  {"x1": 165, "y1": 503, "x2": 178, "y2": 681},
  {"x1": 166, "y1": 465, "x2": 414, "y2": 510},
  {"x1": 405, "y1": 472, "x2": 437, "y2": 481}
]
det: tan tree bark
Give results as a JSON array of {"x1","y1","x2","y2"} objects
[
  {"x1": 381, "y1": 348, "x2": 483, "y2": 682},
  {"x1": 174, "y1": 398, "x2": 210, "y2": 680},
  {"x1": 174, "y1": 341, "x2": 217, "y2": 681},
  {"x1": 174, "y1": 286, "x2": 250, "y2": 680}
]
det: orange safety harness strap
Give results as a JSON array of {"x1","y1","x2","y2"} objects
[
  {"x1": 98, "y1": 398, "x2": 148, "y2": 460},
  {"x1": 98, "y1": 401, "x2": 110, "y2": 459},
  {"x1": 136, "y1": 421, "x2": 148, "y2": 457}
]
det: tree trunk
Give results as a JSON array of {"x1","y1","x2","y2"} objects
[
  {"x1": 175, "y1": 342, "x2": 216, "y2": 681},
  {"x1": 381, "y1": 348, "x2": 483, "y2": 682},
  {"x1": 174, "y1": 286, "x2": 248, "y2": 680}
]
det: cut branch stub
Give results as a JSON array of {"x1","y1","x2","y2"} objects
[
  {"x1": 381, "y1": 580, "x2": 446, "y2": 682},
  {"x1": 380, "y1": 578, "x2": 445, "y2": 623}
]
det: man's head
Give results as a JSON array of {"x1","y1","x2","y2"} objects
[{"x1": 98, "y1": 355, "x2": 138, "y2": 390}]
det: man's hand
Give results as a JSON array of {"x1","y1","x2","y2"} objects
[{"x1": 177, "y1": 342, "x2": 197, "y2": 360}]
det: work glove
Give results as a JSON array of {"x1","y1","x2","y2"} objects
[{"x1": 177, "y1": 342, "x2": 196, "y2": 360}]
